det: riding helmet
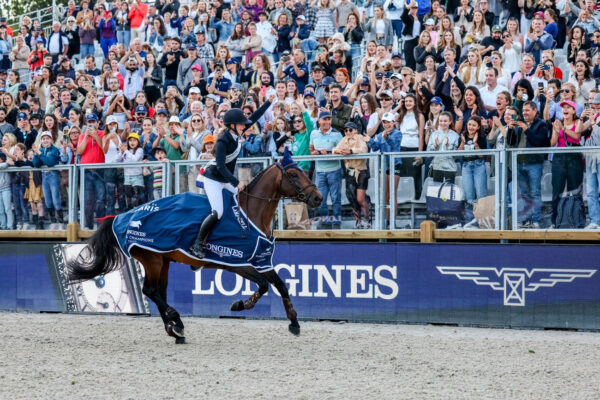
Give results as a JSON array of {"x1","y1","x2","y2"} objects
[{"x1": 223, "y1": 108, "x2": 253, "y2": 126}]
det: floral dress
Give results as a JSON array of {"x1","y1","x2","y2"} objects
[{"x1": 314, "y1": 7, "x2": 336, "y2": 39}]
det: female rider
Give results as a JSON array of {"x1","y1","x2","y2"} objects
[{"x1": 190, "y1": 97, "x2": 273, "y2": 258}]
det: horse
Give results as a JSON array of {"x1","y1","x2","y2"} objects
[{"x1": 68, "y1": 156, "x2": 323, "y2": 344}]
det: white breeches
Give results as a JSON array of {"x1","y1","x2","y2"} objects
[{"x1": 203, "y1": 176, "x2": 238, "y2": 219}]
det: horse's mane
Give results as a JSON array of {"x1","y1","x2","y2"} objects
[{"x1": 243, "y1": 164, "x2": 276, "y2": 194}]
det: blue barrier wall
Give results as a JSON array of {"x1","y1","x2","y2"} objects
[
  {"x1": 164, "y1": 243, "x2": 600, "y2": 329},
  {"x1": 2, "y1": 242, "x2": 600, "y2": 329}
]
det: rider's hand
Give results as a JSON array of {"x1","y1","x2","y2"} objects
[{"x1": 237, "y1": 182, "x2": 246, "y2": 192}]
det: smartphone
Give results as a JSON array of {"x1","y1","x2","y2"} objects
[
  {"x1": 541, "y1": 65, "x2": 550, "y2": 71},
  {"x1": 585, "y1": 102, "x2": 590, "y2": 108},
  {"x1": 354, "y1": 100, "x2": 360, "y2": 107},
  {"x1": 538, "y1": 82, "x2": 544, "y2": 88},
  {"x1": 511, "y1": 114, "x2": 517, "y2": 121},
  {"x1": 63, "y1": 134, "x2": 69, "y2": 143},
  {"x1": 260, "y1": 85, "x2": 267, "y2": 97}
]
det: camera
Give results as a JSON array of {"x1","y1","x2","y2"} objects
[
  {"x1": 281, "y1": 56, "x2": 290, "y2": 62},
  {"x1": 541, "y1": 64, "x2": 550, "y2": 71}
]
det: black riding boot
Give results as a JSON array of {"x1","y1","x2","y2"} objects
[{"x1": 190, "y1": 211, "x2": 219, "y2": 259}]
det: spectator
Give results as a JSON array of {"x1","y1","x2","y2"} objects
[
  {"x1": 459, "y1": 115, "x2": 488, "y2": 225},
  {"x1": 524, "y1": 17, "x2": 554, "y2": 65},
  {"x1": 507, "y1": 101, "x2": 549, "y2": 229},
  {"x1": 118, "y1": 50, "x2": 145, "y2": 101},
  {"x1": 365, "y1": 4, "x2": 394, "y2": 49},
  {"x1": 0, "y1": 143, "x2": 12, "y2": 230},
  {"x1": 550, "y1": 101, "x2": 584, "y2": 227},
  {"x1": 129, "y1": 0, "x2": 149, "y2": 42},
  {"x1": 414, "y1": 31, "x2": 436, "y2": 73},
  {"x1": 116, "y1": 132, "x2": 145, "y2": 210},
  {"x1": 401, "y1": 1, "x2": 421, "y2": 71},
  {"x1": 46, "y1": 21, "x2": 69, "y2": 64},
  {"x1": 333, "y1": 121, "x2": 370, "y2": 228},
  {"x1": 366, "y1": 111, "x2": 402, "y2": 226},
  {"x1": 427, "y1": 110, "x2": 460, "y2": 182},
  {"x1": 115, "y1": 2, "x2": 131, "y2": 49},
  {"x1": 32, "y1": 131, "x2": 63, "y2": 229},
  {"x1": 143, "y1": 52, "x2": 163, "y2": 105},
  {"x1": 310, "y1": 110, "x2": 343, "y2": 228},
  {"x1": 479, "y1": 67, "x2": 509, "y2": 111},
  {"x1": 9, "y1": 36, "x2": 29, "y2": 79},
  {"x1": 77, "y1": 113, "x2": 106, "y2": 230},
  {"x1": 98, "y1": 11, "x2": 117, "y2": 58},
  {"x1": 583, "y1": 94, "x2": 600, "y2": 229},
  {"x1": 397, "y1": 93, "x2": 425, "y2": 197}
]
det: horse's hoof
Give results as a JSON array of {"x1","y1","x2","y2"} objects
[
  {"x1": 288, "y1": 321, "x2": 300, "y2": 336},
  {"x1": 175, "y1": 337, "x2": 186, "y2": 344},
  {"x1": 167, "y1": 323, "x2": 185, "y2": 338},
  {"x1": 230, "y1": 300, "x2": 245, "y2": 312}
]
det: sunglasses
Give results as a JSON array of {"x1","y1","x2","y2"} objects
[
  {"x1": 344, "y1": 128, "x2": 354, "y2": 132},
  {"x1": 244, "y1": 112, "x2": 252, "y2": 116},
  {"x1": 562, "y1": 89, "x2": 572, "y2": 93},
  {"x1": 191, "y1": 119, "x2": 202, "y2": 122},
  {"x1": 502, "y1": 35, "x2": 510, "y2": 38},
  {"x1": 379, "y1": 98, "x2": 392, "y2": 101},
  {"x1": 293, "y1": 120, "x2": 303, "y2": 124}
]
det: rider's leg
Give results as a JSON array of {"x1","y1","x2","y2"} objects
[{"x1": 190, "y1": 178, "x2": 224, "y2": 258}]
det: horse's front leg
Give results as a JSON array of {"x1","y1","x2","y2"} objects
[
  {"x1": 220, "y1": 266, "x2": 269, "y2": 312},
  {"x1": 261, "y1": 269, "x2": 300, "y2": 336}
]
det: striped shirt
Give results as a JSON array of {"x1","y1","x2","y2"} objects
[{"x1": 152, "y1": 166, "x2": 163, "y2": 189}]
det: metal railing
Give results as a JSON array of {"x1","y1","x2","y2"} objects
[{"x1": 3, "y1": 146, "x2": 600, "y2": 232}]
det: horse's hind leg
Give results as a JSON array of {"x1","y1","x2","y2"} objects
[
  {"x1": 159, "y1": 257, "x2": 185, "y2": 344},
  {"x1": 228, "y1": 266, "x2": 269, "y2": 312},
  {"x1": 261, "y1": 269, "x2": 300, "y2": 336},
  {"x1": 134, "y1": 249, "x2": 185, "y2": 344}
]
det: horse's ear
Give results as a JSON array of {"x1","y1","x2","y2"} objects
[{"x1": 281, "y1": 147, "x2": 294, "y2": 166}]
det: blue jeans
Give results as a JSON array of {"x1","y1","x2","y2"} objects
[
  {"x1": 104, "y1": 168, "x2": 126, "y2": 216},
  {"x1": 42, "y1": 171, "x2": 61, "y2": 211},
  {"x1": 117, "y1": 30, "x2": 131, "y2": 49},
  {"x1": 462, "y1": 159, "x2": 488, "y2": 221},
  {"x1": 517, "y1": 163, "x2": 543, "y2": 223},
  {"x1": 316, "y1": 169, "x2": 342, "y2": 225},
  {"x1": 99, "y1": 37, "x2": 117, "y2": 58},
  {"x1": 80, "y1": 44, "x2": 95, "y2": 58},
  {"x1": 586, "y1": 163, "x2": 600, "y2": 224},
  {"x1": 11, "y1": 183, "x2": 28, "y2": 224},
  {"x1": 301, "y1": 39, "x2": 320, "y2": 63},
  {"x1": 0, "y1": 187, "x2": 13, "y2": 229},
  {"x1": 84, "y1": 170, "x2": 106, "y2": 229},
  {"x1": 391, "y1": 19, "x2": 403, "y2": 40}
]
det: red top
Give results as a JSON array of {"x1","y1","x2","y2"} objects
[{"x1": 78, "y1": 130, "x2": 105, "y2": 164}]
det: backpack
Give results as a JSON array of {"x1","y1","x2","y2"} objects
[{"x1": 555, "y1": 188, "x2": 585, "y2": 229}]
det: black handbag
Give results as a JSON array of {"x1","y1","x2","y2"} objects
[{"x1": 426, "y1": 181, "x2": 465, "y2": 228}]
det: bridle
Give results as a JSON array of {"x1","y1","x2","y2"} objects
[
  {"x1": 241, "y1": 162, "x2": 316, "y2": 203},
  {"x1": 276, "y1": 161, "x2": 317, "y2": 202}
]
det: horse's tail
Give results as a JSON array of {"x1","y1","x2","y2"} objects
[{"x1": 68, "y1": 217, "x2": 126, "y2": 282}]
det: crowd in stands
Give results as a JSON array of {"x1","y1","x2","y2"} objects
[{"x1": 0, "y1": 0, "x2": 599, "y2": 230}]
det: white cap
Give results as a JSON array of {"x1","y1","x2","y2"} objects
[
  {"x1": 168, "y1": 116, "x2": 181, "y2": 125},
  {"x1": 381, "y1": 112, "x2": 396, "y2": 122},
  {"x1": 106, "y1": 115, "x2": 118, "y2": 125}
]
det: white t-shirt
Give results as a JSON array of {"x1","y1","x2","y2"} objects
[
  {"x1": 399, "y1": 112, "x2": 419, "y2": 148},
  {"x1": 104, "y1": 134, "x2": 122, "y2": 164},
  {"x1": 479, "y1": 84, "x2": 509, "y2": 108}
]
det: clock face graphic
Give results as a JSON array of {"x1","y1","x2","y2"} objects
[{"x1": 52, "y1": 244, "x2": 149, "y2": 314}]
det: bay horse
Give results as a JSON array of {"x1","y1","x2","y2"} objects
[{"x1": 68, "y1": 157, "x2": 322, "y2": 344}]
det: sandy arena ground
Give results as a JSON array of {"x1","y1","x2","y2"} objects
[{"x1": 1, "y1": 312, "x2": 600, "y2": 399}]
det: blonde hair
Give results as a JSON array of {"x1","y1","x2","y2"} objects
[
  {"x1": 3, "y1": 132, "x2": 17, "y2": 147},
  {"x1": 417, "y1": 30, "x2": 431, "y2": 47},
  {"x1": 462, "y1": 50, "x2": 483, "y2": 86}
]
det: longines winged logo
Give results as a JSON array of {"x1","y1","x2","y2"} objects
[{"x1": 436, "y1": 266, "x2": 597, "y2": 306}]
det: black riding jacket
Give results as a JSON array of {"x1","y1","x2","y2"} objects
[{"x1": 203, "y1": 100, "x2": 271, "y2": 186}]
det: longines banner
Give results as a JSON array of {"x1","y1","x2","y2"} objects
[{"x1": 1, "y1": 242, "x2": 599, "y2": 329}]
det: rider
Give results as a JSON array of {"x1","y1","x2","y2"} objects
[{"x1": 190, "y1": 98, "x2": 272, "y2": 258}]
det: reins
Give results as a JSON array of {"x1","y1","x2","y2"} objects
[{"x1": 240, "y1": 162, "x2": 316, "y2": 203}]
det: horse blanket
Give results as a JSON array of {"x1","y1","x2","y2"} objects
[{"x1": 112, "y1": 192, "x2": 275, "y2": 272}]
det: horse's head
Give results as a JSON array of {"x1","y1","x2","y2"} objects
[{"x1": 277, "y1": 148, "x2": 322, "y2": 208}]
